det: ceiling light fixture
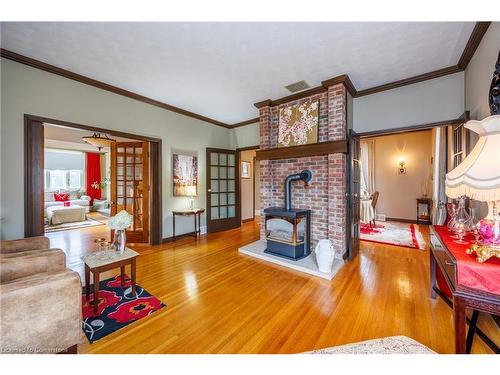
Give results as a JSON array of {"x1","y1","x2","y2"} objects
[{"x1": 82, "y1": 132, "x2": 116, "y2": 151}]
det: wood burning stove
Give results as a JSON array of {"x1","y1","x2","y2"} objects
[{"x1": 264, "y1": 170, "x2": 312, "y2": 260}]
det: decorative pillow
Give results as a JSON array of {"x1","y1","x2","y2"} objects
[
  {"x1": 54, "y1": 192, "x2": 69, "y2": 202},
  {"x1": 80, "y1": 195, "x2": 91, "y2": 201},
  {"x1": 63, "y1": 201, "x2": 71, "y2": 207}
]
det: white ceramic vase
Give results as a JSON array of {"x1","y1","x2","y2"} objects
[{"x1": 315, "y1": 239, "x2": 335, "y2": 273}]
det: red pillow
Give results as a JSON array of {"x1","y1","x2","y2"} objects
[
  {"x1": 63, "y1": 201, "x2": 71, "y2": 207},
  {"x1": 54, "y1": 193, "x2": 69, "y2": 202}
]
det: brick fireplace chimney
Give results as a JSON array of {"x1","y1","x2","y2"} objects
[{"x1": 256, "y1": 82, "x2": 349, "y2": 258}]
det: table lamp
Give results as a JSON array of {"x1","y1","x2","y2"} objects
[
  {"x1": 445, "y1": 115, "x2": 500, "y2": 262},
  {"x1": 186, "y1": 185, "x2": 197, "y2": 210}
]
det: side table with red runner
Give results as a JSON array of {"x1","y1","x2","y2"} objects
[{"x1": 429, "y1": 225, "x2": 500, "y2": 353}]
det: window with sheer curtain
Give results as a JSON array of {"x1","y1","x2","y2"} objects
[
  {"x1": 360, "y1": 139, "x2": 375, "y2": 195},
  {"x1": 44, "y1": 169, "x2": 83, "y2": 192}
]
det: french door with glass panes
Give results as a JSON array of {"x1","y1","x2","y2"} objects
[
  {"x1": 206, "y1": 148, "x2": 240, "y2": 233},
  {"x1": 110, "y1": 141, "x2": 149, "y2": 243}
]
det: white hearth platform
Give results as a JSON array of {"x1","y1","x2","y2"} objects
[{"x1": 239, "y1": 240, "x2": 343, "y2": 280}]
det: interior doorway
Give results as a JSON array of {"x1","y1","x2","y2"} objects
[
  {"x1": 24, "y1": 114, "x2": 163, "y2": 245},
  {"x1": 354, "y1": 113, "x2": 473, "y2": 251},
  {"x1": 238, "y1": 146, "x2": 260, "y2": 223}
]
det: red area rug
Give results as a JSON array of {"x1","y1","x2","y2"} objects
[
  {"x1": 360, "y1": 221, "x2": 425, "y2": 249},
  {"x1": 82, "y1": 275, "x2": 166, "y2": 343}
]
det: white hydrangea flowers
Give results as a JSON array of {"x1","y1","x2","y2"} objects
[{"x1": 108, "y1": 210, "x2": 133, "y2": 230}]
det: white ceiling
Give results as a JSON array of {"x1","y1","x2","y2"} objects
[
  {"x1": 44, "y1": 123, "x2": 137, "y2": 153},
  {"x1": 1, "y1": 22, "x2": 475, "y2": 124}
]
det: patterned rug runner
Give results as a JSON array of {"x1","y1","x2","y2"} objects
[
  {"x1": 82, "y1": 275, "x2": 166, "y2": 343},
  {"x1": 360, "y1": 221, "x2": 425, "y2": 249},
  {"x1": 45, "y1": 216, "x2": 105, "y2": 233}
]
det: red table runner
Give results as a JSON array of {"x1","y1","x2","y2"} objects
[{"x1": 433, "y1": 225, "x2": 500, "y2": 296}]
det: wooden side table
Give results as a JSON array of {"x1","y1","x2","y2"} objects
[
  {"x1": 429, "y1": 226, "x2": 500, "y2": 353},
  {"x1": 172, "y1": 208, "x2": 205, "y2": 241},
  {"x1": 82, "y1": 247, "x2": 139, "y2": 314},
  {"x1": 416, "y1": 198, "x2": 432, "y2": 225}
]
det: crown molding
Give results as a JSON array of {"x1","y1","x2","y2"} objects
[
  {"x1": 230, "y1": 117, "x2": 260, "y2": 128},
  {"x1": 355, "y1": 65, "x2": 463, "y2": 97},
  {"x1": 253, "y1": 21, "x2": 491, "y2": 105},
  {"x1": 457, "y1": 22, "x2": 491, "y2": 70},
  {"x1": 0, "y1": 48, "x2": 232, "y2": 129},
  {"x1": 321, "y1": 74, "x2": 357, "y2": 96},
  {"x1": 2, "y1": 22, "x2": 491, "y2": 127}
]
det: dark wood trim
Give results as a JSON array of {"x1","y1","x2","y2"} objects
[
  {"x1": 236, "y1": 145, "x2": 260, "y2": 152},
  {"x1": 254, "y1": 22, "x2": 491, "y2": 104},
  {"x1": 321, "y1": 74, "x2": 357, "y2": 96},
  {"x1": 25, "y1": 114, "x2": 162, "y2": 143},
  {"x1": 385, "y1": 217, "x2": 419, "y2": 224},
  {"x1": 255, "y1": 140, "x2": 348, "y2": 161},
  {"x1": 231, "y1": 118, "x2": 259, "y2": 128},
  {"x1": 457, "y1": 22, "x2": 491, "y2": 70},
  {"x1": 24, "y1": 118, "x2": 45, "y2": 237},
  {"x1": 24, "y1": 114, "x2": 162, "y2": 244},
  {"x1": 254, "y1": 86, "x2": 326, "y2": 109},
  {"x1": 355, "y1": 65, "x2": 462, "y2": 97},
  {"x1": 149, "y1": 141, "x2": 163, "y2": 245},
  {"x1": 358, "y1": 112, "x2": 469, "y2": 138},
  {"x1": 242, "y1": 218, "x2": 254, "y2": 223},
  {"x1": 1, "y1": 49, "x2": 231, "y2": 129}
]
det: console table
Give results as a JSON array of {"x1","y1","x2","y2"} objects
[
  {"x1": 429, "y1": 225, "x2": 500, "y2": 353},
  {"x1": 172, "y1": 208, "x2": 205, "y2": 241}
]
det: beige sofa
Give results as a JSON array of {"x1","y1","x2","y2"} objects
[{"x1": 0, "y1": 236, "x2": 83, "y2": 354}]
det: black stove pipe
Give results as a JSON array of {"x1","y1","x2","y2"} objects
[{"x1": 284, "y1": 170, "x2": 312, "y2": 211}]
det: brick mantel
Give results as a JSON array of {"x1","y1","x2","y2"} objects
[{"x1": 258, "y1": 82, "x2": 349, "y2": 257}]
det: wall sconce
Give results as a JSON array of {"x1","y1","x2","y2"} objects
[{"x1": 398, "y1": 159, "x2": 407, "y2": 175}]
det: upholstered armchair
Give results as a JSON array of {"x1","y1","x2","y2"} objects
[{"x1": 0, "y1": 236, "x2": 83, "y2": 354}]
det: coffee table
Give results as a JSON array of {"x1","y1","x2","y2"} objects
[{"x1": 82, "y1": 247, "x2": 139, "y2": 314}]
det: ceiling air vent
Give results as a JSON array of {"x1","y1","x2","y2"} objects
[{"x1": 285, "y1": 80, "x2": 310, "y2": 93}]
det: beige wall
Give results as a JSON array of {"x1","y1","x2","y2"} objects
[
  {"x1": 230, "y1": 122, "x2": 260, "y2": 149},
  {"x1": 353, "y1": 73, "x2": 465, "y2": 133},
  {"x1": 1, "y1": 58, "x2": 231, "y2": 240},
  {"x1": 240, "y1": 149, "x2": 257, "y2": 221},
  {"x1": 369, "y1": 130, "x2": 433, "y2": 221},
  {"x1": 465, "y1": 22, "x2": 500, "y2": 121}
]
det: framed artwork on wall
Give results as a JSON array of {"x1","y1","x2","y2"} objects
[
  {"x1": 241, "y1": 161, "x2": 251, "y2": 179},
  {"x1": 173, "y1": 153, "x2": 198, "y2": 196},
  {"x1": 278, "y1": 99, "x2": 319, "y2": 148}
]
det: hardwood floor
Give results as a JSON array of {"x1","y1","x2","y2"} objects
[{"x1": 46, "y1": 219, "x2": 498, "y2": 354}]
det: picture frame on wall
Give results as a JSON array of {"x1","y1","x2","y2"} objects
[
  {"x1": 277, "y1": 99, "x2": 319, "y2": 148},
  {"x1": 241, "y1": 161, "x2": 251, "y2": 179},
  {"x1": 173, "y1": 153, "x2": 198, "y2": 196}
]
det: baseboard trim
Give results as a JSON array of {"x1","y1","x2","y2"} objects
[
  {"x1": 386, "y1": 217, "x2": 419, "y2": 224},
  {"x1": 242, "y1": 218, "x2": 255, "y2": 223},
  {"x1": 162, "y1": 231, "x2": 198, "y2": 243}
]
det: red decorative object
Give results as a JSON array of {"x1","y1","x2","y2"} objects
[
  {"x1": 54, "y1": 192, "x2": 69, "y2": 202},
  {"x1": 82, "y1": 289, "x2": 121, "y2": 318},
  {"x1": 86, "y1": 152, "x2": 101, "y2": 205},
  {"x1": 63, "y1": 201, "x2": 71, "y2": 207},
  {"x1": 107, "y1": 296, "x2": 164, "y2": 324},
  {"x1": 433, "y1": 226, "x2": 500, "y2": 295}
]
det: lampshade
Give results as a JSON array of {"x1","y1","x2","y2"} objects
[
  {"x1": 445, "y1": 115, "x2": 500, "y2": 202},
  {"x1": 186, "y1": 185, "x2": 197, "y2": 197}
]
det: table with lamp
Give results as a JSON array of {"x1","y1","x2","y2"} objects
[
  {"x1": 429, "y1": 115, "x2": 500, "y2": 353},
  {"x1": 172, "y1": 184, "x2": 205, "y2": 241}
]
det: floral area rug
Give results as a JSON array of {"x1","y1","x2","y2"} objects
[
  {"x1": 360, "y1": 221, "x2": 426, "y2": 250},
  {"x1": 82, "y1": 275, "x2": 166, "y2": 343}
]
